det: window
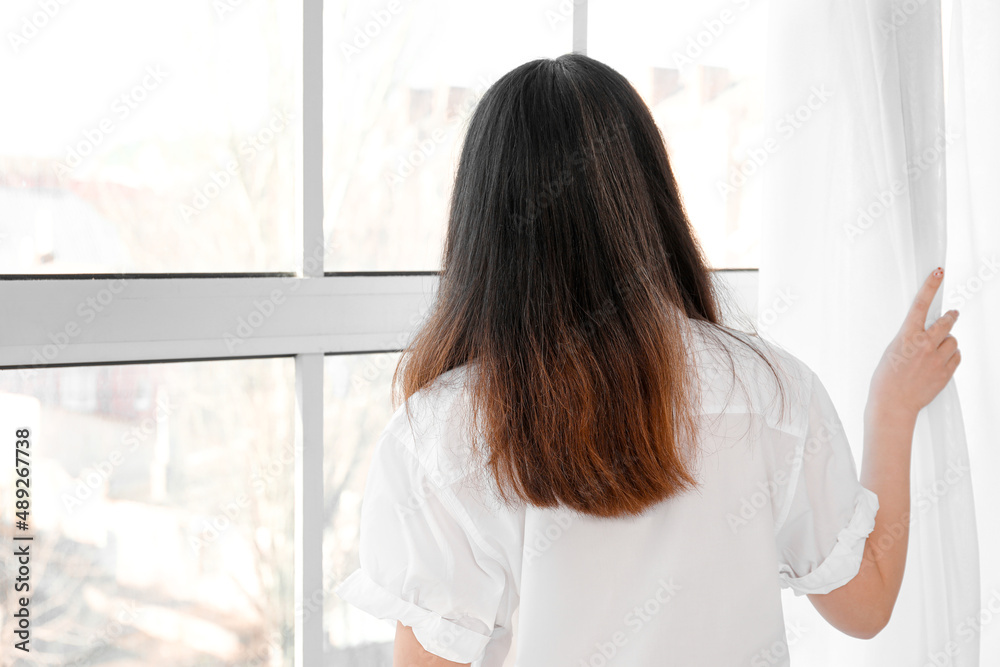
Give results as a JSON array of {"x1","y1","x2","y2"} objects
[
  {"x1": 0, "y1": 1, "x2": 758, "y2": 665},
  {"x1": 589, "y1": 0, "x2": 768, "y2": 269}
]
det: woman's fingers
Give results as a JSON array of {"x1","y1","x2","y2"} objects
[
  {"x1": 947, "y1": 349, "x2": 963, "y2": 373},
  {"x1": 927, "y1": 309, "x2": 960, "y2": 346},
  {"x1": 903, "y1": 267, "x2": 945, "y2": 334},
  {"x1": 938, "y1": 333, "x2": 959, "y2": 357}
]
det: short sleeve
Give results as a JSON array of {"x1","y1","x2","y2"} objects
[
  {"x1": 773, "y1": 367, "x2": 880, "y2": 596},
  {"x1": 333, "y1": 423, "x2": 510, "y2": 663}
]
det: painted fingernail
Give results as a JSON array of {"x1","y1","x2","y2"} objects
[{"x1": 933, "y1": 267, "x2": 944, "y2": 278}]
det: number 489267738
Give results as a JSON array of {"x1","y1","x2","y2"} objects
[{"x1": 15, "y1": 428, "x2": 30, "y2": 527}]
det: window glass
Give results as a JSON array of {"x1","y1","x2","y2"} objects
[
  {"x1": 589, "y1": 0, "x2": 767, "y2": 268},
  {"x1": 324, "y1": 0, "x2": 572, "y2": 270},
  {"x1": 0, "y1": 358, "x2": 295, "y2": 665},
  {"x1": 0, "y1": 0, "x2": 300, "y2": 273}
]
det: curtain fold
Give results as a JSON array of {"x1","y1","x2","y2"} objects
[
  {"x1": 760, "y1": 0, "x2": 983, "y2": 664},
  {"x1": 944, "y1": 0, "x2": 1000, "y2": 663}
]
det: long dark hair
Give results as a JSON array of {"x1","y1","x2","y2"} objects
[{"x1": 394, "y1": 53, "x2": 786, "y2": 519}]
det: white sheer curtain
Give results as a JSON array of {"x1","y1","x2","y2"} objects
[{"x1": 759, "y1": 0, "x2": 995, "y2": 664}]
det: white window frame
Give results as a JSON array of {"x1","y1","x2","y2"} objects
[{"x1": 0, "y1": 1, "x2": 758, "y2": 663}]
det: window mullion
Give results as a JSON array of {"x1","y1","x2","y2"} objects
[
  {"x1": 296, "y1": 0, "x2": 324, "y2": 662},
  {"x1": 294, "y1": 352, "x2": 324, "y2": 666},
  {"x1": 573, "y1": 0, "x2": 588, "y2": 54}
]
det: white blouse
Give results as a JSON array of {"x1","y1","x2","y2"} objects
[{"x1": 334, "y1": 319, "x2": 879, "y2": 666}]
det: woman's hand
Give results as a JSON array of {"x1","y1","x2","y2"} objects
[{"x1": 867, "y1": 267, "x2": 962, "y2": 419}]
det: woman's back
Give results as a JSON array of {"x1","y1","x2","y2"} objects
[{"x1": 334, "y1": 319, "x2": 879, "y2": 666}]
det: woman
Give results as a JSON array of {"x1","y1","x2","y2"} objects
[{"x1": 334, "y1": 53, "x2": 961, "y2": 666}]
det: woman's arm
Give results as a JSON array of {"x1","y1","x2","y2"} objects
[
  {"x1": 807, "y1": 404, "x2": 917, "y2": 639},
  {"x1": 394, "y1": 621, "x2": 471, "y2": 667},
  {"x1": 807, "y1": 267, "x2": 961, "y2": 638}
]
